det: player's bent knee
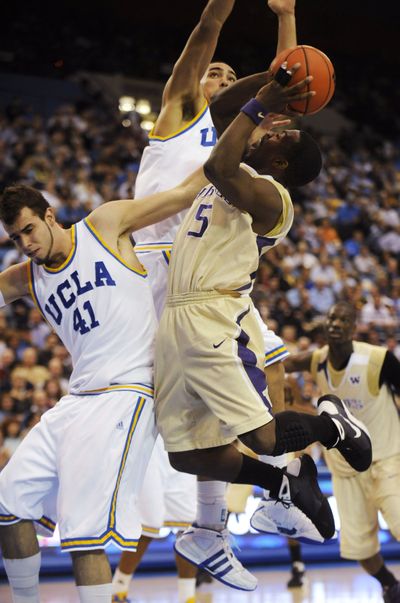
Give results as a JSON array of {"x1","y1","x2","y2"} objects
[
  {"x1": 168, "y1": 452, "x2": 197, "y2": 474},
  {"x1": 238, "y1": 422, "x2": 276, "y2": 455}
]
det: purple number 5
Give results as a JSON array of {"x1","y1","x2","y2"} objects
[{"x1": 187, "y1": 203, "x2": 213, "y2": 238}]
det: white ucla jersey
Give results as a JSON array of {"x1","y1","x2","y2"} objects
[
  {"x1": 28, "y1": 219, "x2": 156, "y2": 392},
  {"x1": 311, "y1": 341, "x2": 400, "y2": 476},
  {"x1": 133, "y1": 103, "x2": 216, "y2": 245},
  {"x1": 168, "y1": 163, "x2": 293, "y2": 295}
]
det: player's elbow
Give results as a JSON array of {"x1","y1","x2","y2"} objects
[{"x1": 204, "y1": 154, "x2": 233, "y2": 187}]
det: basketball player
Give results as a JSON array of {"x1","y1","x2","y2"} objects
[
  {"x1": 113, "y1": 0, "x2": 298, "y2": 599},
  {"x1": 0, "y1": 169, "x2": 205, "y2": 603},
  {"x1": 284, "y1": 302, "x2": 400, "y2": 603},
  {"x1": 154, "y1": 66, "x2": 373, "y2": 591}
]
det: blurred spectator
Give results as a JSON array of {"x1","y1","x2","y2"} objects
[
  {"x1": 2, "y1": 417, "x2": 22, "y2": 455},
  {"x1": 11, "y1": 346, "x2": 50, "y2": 388}
]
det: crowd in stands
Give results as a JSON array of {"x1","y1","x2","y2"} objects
[{"x1": 0, "y1": 76, "x2": 399, "y2": 466}]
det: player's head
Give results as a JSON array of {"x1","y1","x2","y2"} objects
[
  {"x1": 0, "y1": 184, "x2": 57, "y2": 265},
  {"x1": 244, "y1": 129, "x2": 322, "y2": 187},
  {"x1": 201, "y1": 62, "x2": 237, "y2": 102},
  {"x1": 325, "y1": 302, "x2": 357, "y2": 345}
]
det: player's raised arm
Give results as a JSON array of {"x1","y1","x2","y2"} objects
[
  {"x1": 154, "y1": 0, "x2": 236, "y2": 136},
  {"x1": 210, "y1": 0, "x2": 296, "y2": 135},
  {"x1": 0, "y1": 262, "x2": 30, "y2": 306},
  {"x1": 268, "y1": 0, "x2": 297, "y2": 54},
  {"x1": 204, "y1": 67, "x2": 314, "y2": 233},
  {"x1": 88, "y1": 168, "x2": 207, "y2": 237}
]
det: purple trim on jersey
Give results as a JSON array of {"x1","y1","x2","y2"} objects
[
  {"x1": 234, "y1": 271, "x2": 258, "y2": 292},
  {"x1": 256, "y1": 234, "x2": 275, "y2": 256},
  {"x1": 235, "y1": 308, "x2": 272, "y2": 412}
]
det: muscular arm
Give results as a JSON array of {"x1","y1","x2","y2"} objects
[
  {"x1": 204, "y1": 74, "x2": 310, "y2": 233},
  {"x1": 88, "y1": 168, "x2": 207, "y2": 239},
  {"x1": 154, "y1": 0, "x2": 235, "y2": 136},
  {"x1": 284, "y1": 351, "x2": 313, "y2": 373},
  {"x1": 379, "y1": 351, "x2": 400, "y2": 394},
  {"x1": 210, "y1": 0, "x2": 296, "y2": 135},
  {"x1": 0, "y1": 262, "x2": 30, "y2": 305}
]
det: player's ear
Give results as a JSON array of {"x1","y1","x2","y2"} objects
[{"x1": 44, "y1": 206, "x2": 56, "y2": 225}]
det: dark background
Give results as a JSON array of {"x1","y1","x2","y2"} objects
[{"x1": 3, "y1": 0, "x2": 400, "y2": 79}]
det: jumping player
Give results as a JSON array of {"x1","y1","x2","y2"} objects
[
  {"x1": 154, "y1": 66, "x2": 372, "y2": 591},
  {"x1": 113, "y1": 0, "x2": 299, "y2": 599},
  {"x1": 0, "y1": 169, "x2": 205, "y2": 603},
  {"x1": 285, "y1": 302, "x2": 400, "y2": 603}
]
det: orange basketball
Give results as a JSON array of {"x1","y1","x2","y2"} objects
[{"x1": 271, "y1": 45, "x2": 335, "y2": 115}]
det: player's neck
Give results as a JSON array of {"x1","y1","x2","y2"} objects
[
  {"x1": 328, "y1": 341, "x2": 353, "y2": 371},
  {"x1": 45, "y1": 226, "x2": 73, "y2": 269}
]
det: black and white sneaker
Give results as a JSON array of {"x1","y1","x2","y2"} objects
[
  {"x1": 317, "y1": 394, "x2": 372, "y2": 472},
  {"x1": 275, "y1": 454, "x2": 335, "y2": 541}
]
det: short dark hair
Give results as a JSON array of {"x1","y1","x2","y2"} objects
[
  {"x1": 0, "y1": 185, "x2": 49, "y2": 226},
  {"x1": 284, "y1": 130, "x2": 322, "y2": 187}
]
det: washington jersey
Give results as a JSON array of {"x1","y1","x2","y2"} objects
[
  {"x1": 311, "y1": 342, "x2": 400, "y2": 476},
  {"x1": 28, "y1": 219, "x2": 156, "y2": 392},
  {"x1": 133, "y1": 103, "x2": 216, "y2": 245},
  {"x1": 168, "y1": 163, "x2": 293, "y2": 295}
]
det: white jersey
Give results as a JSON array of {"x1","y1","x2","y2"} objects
[
  {"x1": 134, "y1": 102, "x2": 216, "y2": 245},
  {"x1": 28, "y1": 218, "x2": 156, "y2": 392}
]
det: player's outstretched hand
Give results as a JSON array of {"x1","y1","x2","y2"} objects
[
  {"x1": 255, "y1": 63, "x2": 314, "y2": 116},
  {"x1": 267, "y1": 0, "x2": 296, "y2": 16}
]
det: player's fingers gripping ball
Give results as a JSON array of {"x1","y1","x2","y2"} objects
[{"x1": 271, "y1": 45, "x2": 335, "y2": 115}]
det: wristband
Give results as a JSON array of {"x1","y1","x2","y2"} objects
[
  {"x1": 0, "y1": 289, "x2": 5, "y2": 308},
  {"x1": 240, "y1": 98, "x2": 268, "y2": 126}
]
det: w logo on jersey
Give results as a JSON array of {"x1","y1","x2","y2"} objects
[
  {"x1": 350, "y1": 376, "x2": 360, "y2": 384},
  {"x1": 200, "y1": 127, "x2": 217, "y2": 147}
]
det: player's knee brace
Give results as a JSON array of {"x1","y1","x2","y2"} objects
[{"x1": 272, "y1": 411, "x2": 315, "y2": 455}]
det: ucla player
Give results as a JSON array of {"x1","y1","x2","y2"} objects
[
  {"x1": 154, "y1": 67, "x2": 373, "y2": 591},
  {"x1": 0, "y1": 170, "x2": 205, "y2": 603},
  {"x1": 112, "y1": 1, "x2": 299, "y2": 600},
  {"x1": 285, "y1": 302, "x2": 400, "y2": 603}
]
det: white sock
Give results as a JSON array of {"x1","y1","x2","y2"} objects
[
  {"x1": 77, "y1": 584, "x2": 112, "y2": 603},
  {"x1": 196, "y1": 480, "x2": 227, "y2": 531},
  {"x1": 112, "y1": 568, "x2": 131, "y2": 594},
  {"x1": 177, "y1": 577, "x2": 196, "y2": 603},
  {"x1": 259, "y1": 454, "x2": 287, "y2": 499},
  {"x1": 3, "y1": 552, "x2": 41, "y2": 603}
]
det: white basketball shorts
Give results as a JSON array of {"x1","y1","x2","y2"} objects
[
  {"x1": 138, "y1": 436, "x2": 196, "y2": 538},
  {"x1": 0, "y1": 384, "x2": 157, "y2": 552}
]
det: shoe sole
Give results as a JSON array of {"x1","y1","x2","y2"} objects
[
  {"x1": 174, "y1": 542, "x2": 257, "y2": 592},
  {"x1": 318, "y1": 394, "x2": 372, "y2": 471}
]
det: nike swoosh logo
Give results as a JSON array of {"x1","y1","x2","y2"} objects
[
  {"x1": 257, "y1": 111, "x2": 265, "y2": 119},
  {"x1": 343, "y1": 416, "x2": 362, "y2": 438},
  {"x1": 213, "y1": 338, "x2": 226, "y2": 349}
]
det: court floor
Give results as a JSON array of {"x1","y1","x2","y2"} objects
[{"x1": 1, "y1": 562, "x2": 399, "y2": 602}]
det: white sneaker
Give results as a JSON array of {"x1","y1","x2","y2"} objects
[
  {"x1": 253, "y1": 455, "x2": 336, "y2": 542},
  {"x1": 174, "y1": 526, "x2": 257, "y2": 591},
  {"x1": 250, "y1": 458, "x2": 327, "y2": 543},
  {"x1": 250, "y1": 497, "x2": 325, "y2": 543}
]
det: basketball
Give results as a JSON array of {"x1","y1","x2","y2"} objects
[{"x1": 271, "y1": 45, "x2": 335, "y2": 115}]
